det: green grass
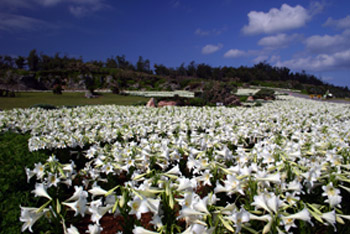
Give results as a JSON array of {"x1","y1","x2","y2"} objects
[
  {"x1": 0, "y1": 92, "x2": 149, "y2": 110},
  {"x1": 0, "y1": 132, "x2": 50, "y2": 234}
]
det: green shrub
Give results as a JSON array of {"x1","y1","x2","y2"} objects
[
  {"x1": 186, "y1": 97, "x2": 207, "y2": 106},
  {"x1": 31, "y1": 104, "x2": 57, "y2": 110},
  {"x1": 238, "y1": 96, "x2": 248, "y2": 102},
  {"x1": 253, "y1": 88, "x2": 275, "y2": 100},
  {"x1": 0, "y1": 132, "x2": 50, "y2": 233},
  {"x1": 254, "y1": 101, "x2": 262, "y2": 107}
]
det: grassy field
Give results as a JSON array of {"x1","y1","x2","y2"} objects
[{"x1": 0, "y1": 92, "x2": 149, "y2": 110}]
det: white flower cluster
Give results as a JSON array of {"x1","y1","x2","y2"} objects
[
  {"x1": 122, "y1": 90, "x2": 195, "y2": 98},
  {"x1": 234, "y1": 88, "x2": 260, "y2": 96},
  {"x1": 1, "y1": 96, "x2": 350, "y2": 233}
]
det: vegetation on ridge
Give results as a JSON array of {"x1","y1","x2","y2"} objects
[{"x1": 1, "y1": 49, "x2": 349, "y2": 98}]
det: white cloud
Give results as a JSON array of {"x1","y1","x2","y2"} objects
[
  {"x1": 253, "y1": 55, "x2": 269, "y2": 63},
  {"x1": 258, "y1": 33, "x2": 301, "y2": 48},
  {"x1": 201, "y1": 43, "x2": 223, "y2": 54},
  {"x1": 35, "y1": 0, "x2": 62, "y2": 6},
  {"x1": 224, "y1": 49, "x2": 246, "y2": 58},
  {"x1": 195, "y1": 27, "x2": 227, "y2": 36},
  {"x1": 309, "y1": 1, "x2": 325, "y2": 16},
  {"x1": 0, "y1": 0, "x2": 30, "y2": 9},
  {"x1": 0, "y1": 0, "x2": 109, "y2": 17},
  {"x1": 35, "y1": 0, "x2": 108, "y2": 17},
  {"x1": 195, "y1": 28, "x2": 210, "y2": 36},
  {"x1": 304, "y1": 30, "x2": 350, "y2": 54},
  {"x1": 171, "y1": 0, "x2": 180, "y2": 8},
  {"x1": 0, "y1": 13, "x2": 51, "y2": 31},
  {"x1": 275, "y1": 49, "x2": 350, "y2": 71},
  {"x1": 324, "y1": 15, "x2": 350, "y2": 29},
  {"x1": 242, "y1": 4, "x2": 310, "y2": 35}
]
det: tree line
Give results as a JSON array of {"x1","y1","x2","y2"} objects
[{"x1": 0, "y1": 49, "x2": 349, "y2": 96}]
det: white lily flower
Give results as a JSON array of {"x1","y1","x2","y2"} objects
[
  {"x1": 25, "y1": 167, "x2": 35, "y2": 183},
  {"x1": 67, "y1": 224, "x2": 80, "y2": 234},
  {"x1": 282, "y1": 208, "x2": 313, "y2": 231},
  {"x1": 65, "y1": 186, "x2": 88, "y2": 202},
  {"x1": 62, "y1": 196, "x2": 88, "y2": 217},
  {"x1": 88, "y1": 184, "x2": 108, "y2": 197},
  {"x1": 193, "y1": 197, "x2": 210, "y2": 215},
  {"x1": 150, "y1": 214, "x2": 163, "y2": 230},
  {"x1": 20, "y1": 207, "x2": 49, "y2": 233},
  {"x1": 224, "y1": 175, "x2": 244, "y2": 196},
  {"x1": 181, "y1": 223, "x2": 214, "y2": 234},
  {"x1": 128, "y1": 197, "x2": 149, "y2": 219},
  {"x1": 322, "y1": 210, "x2": 337, "y2": 230},
  {"x1": 89, "y1": 199, "x2": 113, "y2": 224},
  {"x1": 287, "y1": 180, "x2": 303, "y2": 194},
  {"x1": 227, "y1": 208, "x2": 250, "y2": 233},
  {"x1": 266, "y1": 194, "x2": 284, "y2": 214},
  {"x1": 133, "y1": 226, "x2": 160, "y2": 234},
  {"x1": 197, "y1": 170, "x2": 212, "y2": 186},
  {"x1": 87, "y1": 224, "x2": 103, "y2": 234},
  {"x1": 165, "y1": 164, "x2": 181, "y2": 175},
  {"x1": 251, "y1": 193, "x2": 271, "y2": 213},
  {"x1": 177, "y1": 177, "x2": 197, "y2": 191},
  {"x1": 32, "y1": 183, "x2": 52, "y2": 200},
  {"x1": 33, "y1": 162, "x2": 45, "y2": 179},
  {"x1": 322, "y1": 182, "x2": 342, "y2": 208},
  {"x1": 47, "y1": 172, "x2": 60, "y2": 187},
  {"x1": 214, "y1": 181, "x2": 227, "y2": 194}
]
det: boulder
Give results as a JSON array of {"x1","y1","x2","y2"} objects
[
  {"x1": 247, "y1": 96, "x2": 254, "y2": 102},
  {"x1": 224, "y1": 95, "x2": 241, "y2": 106},
  {"x1": 157, "y1": 101, "x2": 177, "y2": 107},
  {"x1": 146, "y1": 98, "x2": 156, "y2": 107},
  {"x1": 85, "y1": 90, "x2": 98, "y2": 99}
]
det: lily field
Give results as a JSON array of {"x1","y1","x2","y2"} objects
[{"x1": 1, "y1": 95, "x2": 350, "y2": 233}]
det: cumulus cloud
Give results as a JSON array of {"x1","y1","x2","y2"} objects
[
  {"x1": 258, "y1": 33, "x2": 301, "y2": 49},
  {"x1": 0, "y1": 0, "x2": 30, "y2": 9},
  {"x1": 201, "y1": 43, "x2": 223, "y2": 54},
  {"x1": 275, "y1": 49, "x2": 350, "y2": 71},
  {"x1": 33, "y1": 0, "x2": 108, "y2": 17},
  {"x1": 36, "y1": 0, "x2": 109, "y2": 17},
  {"x1": 195, "y1": 28, "x2": 210, "y2": 36},
  {"x1": 224, "y1": 49, "x2": 246, "y2": 58},
  {"x1": 324, "y1": 15, "x2": 350, "y2": 29},
  {"x1": 0, "y1": 13, "x2": 51, "y2": 31},
  {"x1": 253, "y1": 55, "x2": 269, "y2": 63},
  {"x1": 35, "y1": 0, "x2": 62, "y2": 6},
  {"x1": 195, "y1": 26, "x2": 227, "y2": 36},
  {"x1": 242, "y1": 4, "x2": 310, "y2": 35},
  {"x1": 304, "y1": 30, "x2": 350, "y2": 54}
]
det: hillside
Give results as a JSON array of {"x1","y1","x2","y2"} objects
[{"x1": 1, "y1": 51, "x2": 349, "y2": 98}]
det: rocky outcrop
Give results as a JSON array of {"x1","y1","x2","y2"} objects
[
  {"x1": 157, "y1": 100, "x2": 177, "y2": 107},
  {"x1": 146, "y1": 98, "x2": 156, "y2": 107},
  {"x1": 20, "y1": 75, "x2": 47, "y2": 90}
]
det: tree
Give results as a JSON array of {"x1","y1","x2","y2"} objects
[
  {"x1": 106, "y1": 57, "x2": 118, "y2": 68},
  {"x1": 4, "y1": 56, "x2": 14, "y2": 68},
  {"x1": 177, "y1": 63, "x2": 187, "y2": 76},
  {"x1": 187, "y1": 61, "x2": 196, "y2": 77},
  {"x1": 40, "y1": 54, "x2": 52, "y2": 70},
  {"x1": 136, "y1": 56, "x2": 152, "y2": 73},
  {"x1": 196, "y1": 63, "x2": 212, "y2": 79},
  {"x1": 116, "y1": 55, "x2": 133, "y2": 70},
  {"x1": 154, "y1": 64, "x2": 169, "y2": 76},
  {"x1": 144, "y1": 59, "x2": 151, "y2": 74},
  {"x1": 27, "y1": 49, "x2": 40, "y2": 71},
  {"x1": 15, "y1": 56, "x2": 26, "y2": 69}
]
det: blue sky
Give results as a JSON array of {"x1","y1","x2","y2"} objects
[{"x1": 0, "y1": 0, "x2": 349, "y2": 87}]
